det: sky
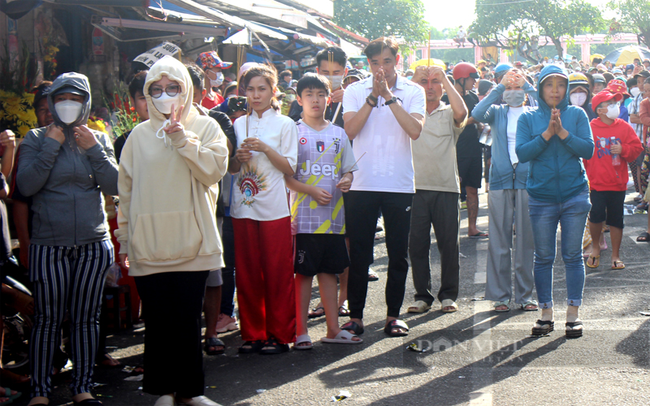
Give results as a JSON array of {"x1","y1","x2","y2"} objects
[{"x1": 424, "y1": 0, "x2": 615, "y2": 31}]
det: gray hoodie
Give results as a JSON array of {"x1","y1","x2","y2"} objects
[{"x1": 16, "y1": 72, "x2": 119, "y2": 247}]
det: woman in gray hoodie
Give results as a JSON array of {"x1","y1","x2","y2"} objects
[{"x1": 16, "y1": 72, "x2": 118, "y2": 406}]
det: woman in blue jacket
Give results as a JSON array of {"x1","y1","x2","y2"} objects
[
  {"x1": 472, "y1": 68, "x2": 537, "y2": 313},
  {"x1": 516, "y1": 65, "x2": 594, "y2": 339}
]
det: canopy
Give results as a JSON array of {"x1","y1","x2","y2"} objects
[
  {"x1": 603, "y1": 46, "x2": 650, "y2": 66},
  {"x1": 409, "y1": 58, "x2": 446, "y2": 70}
]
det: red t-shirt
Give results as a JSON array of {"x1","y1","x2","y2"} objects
[
  {"x1": 585, "y1": 118, "x2": 643, "y2": 191},
  {"x1": 201, "y1": 92, "x2": 224, "y2": 110}
]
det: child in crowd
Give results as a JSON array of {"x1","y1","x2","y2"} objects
[
  {"x1": 229, "y1": 64, "x2": 298, "y2": 355},
  {"x1": 286, "y1": 74, "x2": 361, "y2": 349},
  {"x1": 584, "y1": 90, "x2": 643, "y2": 270}
]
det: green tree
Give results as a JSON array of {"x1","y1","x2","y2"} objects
[
  {"x1": 333, "y1": 0, "x2": 428, "y2": 47},
  {"x1": 470, "y1": 0, "x2": 605, "y2": 63},
  {"x1": 609, "y1": 0, "x2": 650, "y2": 48}
]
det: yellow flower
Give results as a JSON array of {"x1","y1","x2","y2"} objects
[
  {"x1": 18, "y1": 125, "x2": 31, "y2": 137},
  {"x1": 87, "y1": 118, "x2": 107, "y2": 133}
]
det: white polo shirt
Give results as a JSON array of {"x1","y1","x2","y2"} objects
[{"x1": 342, "y1": 75, "x2": 426, "y2": 193}]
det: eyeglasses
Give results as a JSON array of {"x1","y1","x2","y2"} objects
[{"x1": 149, "y1": 85, "x2": 181, "y2": 99}]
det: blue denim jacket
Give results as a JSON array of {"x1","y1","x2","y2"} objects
[{"x1": 472, "y1": 82, "x2": 537, "y2": 190}]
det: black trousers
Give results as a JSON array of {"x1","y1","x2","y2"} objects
[
  {"x1": 135, "y1": 270, "x2": 209, "y2": 398},
  {"x1": 409, "y1": 190, "x2": 460, "y2": 304},
  {"x1": 346, "y1": 191, "x2": 414, "y2": 319}
]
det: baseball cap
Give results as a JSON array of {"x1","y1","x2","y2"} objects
[
  {"x1": 478, "y1": 79, "x2": 494, "y2": 96},
  {"x1": 196, "y1": 51, "x2": 232, "y2": 70},
  {"x1": 53, "y1": 85, "x2": 86, "y2": 97},
  {"x1": 591, "y1": 91, "x2": 622, "y2": 113},
  {"x1": 32, "y1": 81, "x2": 52, "y2": 108},
  {"x1": 344, "y1": 69, "x2": 364, "y2": 81},
  {"x1": 634, "y1": 70, "x2": 650, "y2": 79}
]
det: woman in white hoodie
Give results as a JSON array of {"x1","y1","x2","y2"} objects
[{"x1": 116, "y1": 56, "x2": 228, "y2": 406}]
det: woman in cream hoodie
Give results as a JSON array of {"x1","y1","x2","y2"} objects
[{"x1": 116, "y1": 56, "x2": 228, "y2": 406}]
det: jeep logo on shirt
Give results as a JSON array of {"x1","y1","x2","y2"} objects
[{"x1": 298, "y1": 160, "x2": 339, "y2": 179}]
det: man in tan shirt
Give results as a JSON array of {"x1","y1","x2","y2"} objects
[{"x1": 407, "y1": 65, "x2": 468, "y2": 314}]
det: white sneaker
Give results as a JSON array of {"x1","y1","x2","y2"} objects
[
  {"x1": 178, "y1": 396, "x2": 222, "y2": 406},
  {"x1": 154, "y1": 395, "x2": 176, "y2": 406},
  {"x1": 215, "y1": 314, "x2": 238, "y2": 333}
]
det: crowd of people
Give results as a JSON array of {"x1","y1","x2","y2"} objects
[{"x1": 1, "y1": 37, "x2": 649, "y2": 406}]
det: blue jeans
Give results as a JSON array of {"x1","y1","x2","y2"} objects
[{"x1": 528, "y1": 188, "x2": 591, "y2": 309}]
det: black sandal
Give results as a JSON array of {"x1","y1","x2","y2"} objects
[
  {"x1": 204, "y1": 337, "x2": 226, "y2": 355},
  {"x1": 238, "y1": 340, "x2": 264, "y2": 354},
  {"x1": 565, "y1": 321, "x2": 583, "y2": 338},
  {"x1": 384, "y1": 320, "x2": 409, "y2": 337},
  {"x1": 532, "y1": 319, "x2": 554, "y2": 335},
  {"x1": 341, "y1": 321, "x2": 364, "y2": 335},
  {"x1": 637, "y1": 232, "x2": 650, "y2": 242},
  {"x1": 259, "y1": 337, "x2": 289, "y2": 355}
]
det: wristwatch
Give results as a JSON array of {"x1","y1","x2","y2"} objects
[
  {"x1": 366, "y1": 94, "x2": 378, "y2": 107},
  {"x1": 385, "y1": 96, "x2": 399, "y2": 106}
]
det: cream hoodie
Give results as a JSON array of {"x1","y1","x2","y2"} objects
[{"x1": 116, "y1": 56, "x2": 229, "y2": 276}]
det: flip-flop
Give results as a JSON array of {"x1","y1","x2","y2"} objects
[
  {"x1": 521, "y1": 300, "x2": 539, "y2": 311},
  {"x1": 469, "y1": 232, "x2": 488, "y2": 239},
  {"x1": 441, "y1": 299, "x2": 459, "y2": 313},
  {"x1": 322, "y1": 330, "x2": 363, "y2": 344},
  {"x1": 586, "y1": 255, "x2": 600, "y2": 268},
  {"x1": 637, "y1": 232, "x2": 650, "y2": 242},
  {"x1": 204, "y1": 337, "x2": 225, "y2": 355},
  {"x1": 341, "y1": 321, "x2": 364, "y2": 336},
  {"x1": 308, "y1": 305, "x2": 325, "y2": 318},
  {"x1": 493, "y1": 300, "x2": 510, "y2": 312},
  {"x1": 338, "y1": 302, "x2": 350, "y2": 317},
  {"x1": 407, "y1": 300, "x2": 431, "y2": 313},
  {"x1": 1, "y1": 387, "x2": 21, "y2": 403},
  {"x1": 294, "y1": 334, "x2": 313, "y2": 350},
  {"x1": 384, "y1": 320, "x2": 409, "y2": 337},
  {"x1": 611, "y1": 260, "x2": 626, "y2": 270}
]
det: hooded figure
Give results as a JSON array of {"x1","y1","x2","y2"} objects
[
  {"x1": 114, "y1": 55, "x2": 228, "y2": 405},
  {"x1": 17, "y1": 72, "x2": 119, "y2": 246},
  {"x1": 516, "y1": 64, "x2": 595, "y2": 203},
  {"x1": 116, "y1": 55, "x2": 229, "y2": 276},
  {"x1": 515, "y1": 64, "x2": 594, "y2": 338},
  {"x1": 15, "y1": 72, "x2": 118, "y2": 404}
]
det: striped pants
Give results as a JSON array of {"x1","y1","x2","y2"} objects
[{"x1": 29, "y1": 241, "x2": 114, "y2": 397}]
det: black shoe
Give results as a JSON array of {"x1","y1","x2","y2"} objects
[
  {"x1": 531, "y1": 319, "x2": 554, "y2": 335},
  {"x1": 565, "y1": 321, "x2": 583, "y2": 338}
]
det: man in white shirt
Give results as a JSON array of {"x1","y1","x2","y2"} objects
[{"x1": 342, "y1": 37, "x2": 425, "y2": 337}]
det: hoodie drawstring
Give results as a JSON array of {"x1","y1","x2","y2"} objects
[{"x1": 155, "y1": 119, "x2": 172, "y2": 148}]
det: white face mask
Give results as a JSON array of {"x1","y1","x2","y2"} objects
[
  {"x1": 606, "y1": 103, "x2": 620, "y2": 120},
  {"x1": 152, "y1": 93, "x2": 181, "y2": 115},
  {"x1": 210, "y1": 72, "x2": 224, "y2": 88},
  {"x1": 631, "y1": 87, "x2": 641, "y2": 98},
  {"x1": 503, "y1": 89, "x2": 525, "y2": 107},
  {"x1": 329, "y1": 75, "x2": 344, "y2": 90},
  {"x1": 55, "y1": 100, "x2": 83, "y2": 125},
  {"x1": 569, "y1": 93, "x2": 587, "y2": 106}
]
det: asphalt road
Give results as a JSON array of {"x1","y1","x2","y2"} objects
[{"x1": 10, "y1": 187, "x2": 650, "y2": 406}]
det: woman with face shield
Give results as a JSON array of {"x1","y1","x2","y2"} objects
[
  {"x1": 472, "y1": 68, "x2": 538, "y2": 313},
  {"x1": 115, "y1": 56, "x2": 228, "y2": 406},
  {"x1": 16, "y1": 72, "x2": 119, "y2": 406}
]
